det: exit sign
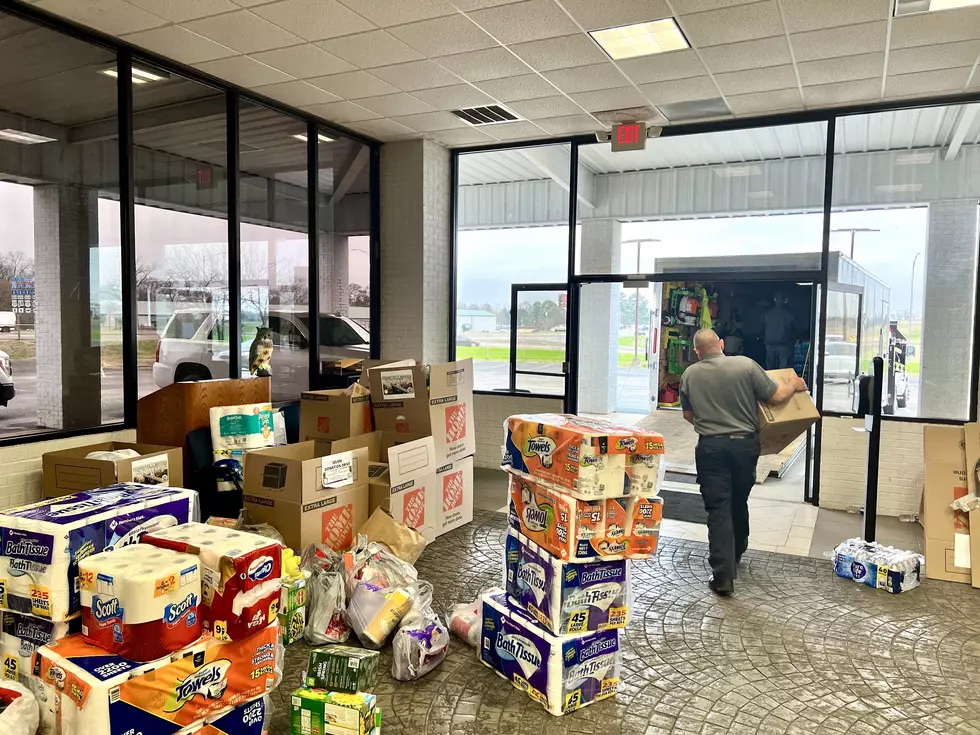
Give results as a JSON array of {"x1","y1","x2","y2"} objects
[{"x1": 611, "y1": 122, "x2": 646, "y2": 152}]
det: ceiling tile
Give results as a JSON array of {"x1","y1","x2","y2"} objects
[
  {"x1": 347, "y1": 118, "x2": 418, "y2": 139},
  {"x1": 888, "y1": 41, "x2": 980, "y2": 76},
  {"x1": 543, "y1": 63, "x2": 627, "y2": 94},
  {"x1": 671, "y1": 0, "x2": 762, "y2": 14},
  {"x1": 128, "y1": 0, "x2": 236, "y2": 22},
  {"x1": 569, "y1": 86, "x2": 647, "y2": 112},
  {"x1": 509, "y1": 35, "x2": 608, "y2": 72},
  {"x1": 713, "y1": 64, "x2": 798, "y2": 95},
  {"x1": 890, "y1": 6, "x2": 980, "y2": 49},
  {"x1": 426, "y1": 127, "x2": 495, "y2": 146},
  {"x1": 194, "y1": 56, "x2": 295, "y2": 87},
  {"x1": 699, "y1": 36, "x2": 791, "y2": 73},
  {"x1": 317, "y1": 30, "x2": 423, "y2": 69},
  {"x1": 252, "y1": 80, "x2": 341, "y2": 106},
  {"x1": 798, "y1": 53, "x2": 883, "y2": 87},
  {"x1": 467, "y1": 0, "x2": 580, "y2": 45},
  {"x1": 639, "y1": 75, "x2": 719, "y2": 104},
  {"x1": 616, "y1": 49, "x2": 706, "y2": 83},
  {"x1": 506, "y1": 95, "x2": 586, "y2": 118},
  {"x1": 790, "y1": 21, "x2": 887, "y2": 62},
  {"x1": 250, "y1": 0, "x2": 375, "y2": 42},
  {"x1": 371, "y1": 61, "x2": 462, "y2": 91},
  {"x1": 484, "y1": 120, "x2": 549, "y2": 140},
  {"x1": 435, "y1": 47, "x2": 531, "y2": 82},
  {"x1": 251, "y1": 45, "x2": 355, "y2": 78},
  {"x1": 678, "y1": 2, "x2": 784, "y2": 48},
  {"x1": 300, "y1": 100, "x2": 381, "y2": 123},
  {"x1": 308, "y1": 70, "x2": 400, "y2": 98},
  {"x1": 803, "y1": 78, "x2": 880, "y2": 107},
  {"x1": 390, "y1": 111, "x2": 466, "y2": 132},
  {"x1": 184, "y1": 10, "x2": 302, "y2": 53},
  {"x1": 388, "y1": 14, "x2": 497, "y2": 57},
  {"x1": 557, "y1": 0, "x2": 671, "y2": 31},
  {"x1": 337, "y1": 0, "x2": 455, "y2": 26},
  {"x1": 884, "y1": 67, "x2": 972, "y2": 97},
  {"x1": 726, "y1": 87, "x2": 803, "y2": 114},
  {"x1": 121, "y1": 26, "x2": 237, "y2": 64},
  {"x1": 477, "y1": 74, "x2": 559, "y2": 101},
  {"x1": 34, "y1": 0, "x2": 166, "y2": 35},
  {"x1": 412, "y1": 84, "x2": 494, "y2": 109},
  {"x1": 355, "y1": 93, "x2": 436, "y2": 116},
  {"x1": 534, "y1": 114, "x2": 600, "y2": 135},
  {"x1": 779, "y1": 0, "x2": 889, "y2": 34}
]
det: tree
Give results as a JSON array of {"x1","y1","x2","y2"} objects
[
  {"x1": 620, "y1": 291, "x2": 651, "y2": 326},
  {"x1": 0, "y1": 250, "x2": 33, "y2": 281},
  {"x1": 350, "y1": 283, "x2": 370, "y2": 307}
]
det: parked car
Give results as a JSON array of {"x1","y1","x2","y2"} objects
[
  {"x1": 456, "y1": 333, "x2": 479, "y2": 347},
  {"x1": 823, "y1": 341, "x2": 858, "y2": 382},
  {"x1": 0, "y1": 349, "x2": 13, "y2": 406}
]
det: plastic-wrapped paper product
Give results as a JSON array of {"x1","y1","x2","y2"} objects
[
  {"x1": 479, "y1": 591, "x2": 621, "y2": 717},
  {"x1": 0, "y1": 484, "x2": 199, "y2": 620},
  {"x1": 449, "y1": 587, "x2": 504, "y2": 647},
  {"x1": 305, "y1": 646, "x2": 380, "y2": 692},
  {"x1": 502, "y1": 413, "x2": 665, "y2": 499},
  {"x1": 191, "y1": 696, "x2": 271, "y2": 735},
  {"x1": 505, "y1": 529, "x2": 629, "y2": 635},
  {"x1": 302, "y1": 545, "x2": 350, "y2": 645},
  {"x1": 833, "y1": 538, "x2": 923, "y2": 594},
  {"x1": 391, "y1": 581, "x2": 448, "y2": 681},
  {"x1": 0, "y1": 680, "x2": 39, "y2": 735},
  {"x1": 290, "y1": 687, "x2": 377, "y2": 735},
  {"x1": 342, "y1": 536, "x2": 418, "y2": 598},
  {"x1": 1, "y1": 611, "x2": 79, "y2": 686},
  {"x1": 210, "y1": 403, "x2": 276, "y2": 492}
]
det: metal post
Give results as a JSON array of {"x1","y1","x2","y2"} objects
[
  {"x1": 909, "y1": 252, "x2": 920, "y2": 336},
  {"x1": 117, "y1": 51, "x2": 137, "y2": 426},
  {"x1": 227, "y1": 92, "x2": 241, "y2": 379},
  {"x1": 864, "y1": 355, "x2": 884, "y2": 542},
  {"x1": 307, "y1": 121, "x2": 320, "y2": 389}
]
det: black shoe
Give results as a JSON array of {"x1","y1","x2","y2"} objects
[{"x1": 709, "y1": 576, "x2": 734, "y2": 597}]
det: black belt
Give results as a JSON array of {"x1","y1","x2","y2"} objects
[{"x1": 701, "y1": 432, "x2": 758, "y2": 441}]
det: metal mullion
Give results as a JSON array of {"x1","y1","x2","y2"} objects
[
  {"x1": 227, "y1": 91, "x2": 241, "y2": 378},
  {"x1": 117, "y1": 50, "x2": 137, "y2": 426},
  {"x1": 308, "y1": 120, "x2": 320, "y2": 388}
]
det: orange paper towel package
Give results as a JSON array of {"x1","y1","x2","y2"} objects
[
  {"x1": 31, "y1": 621, "x2": 281, "y2": 735},
  {"x1": 502, "y1": 414, "x2": 665, "y2": 499}
]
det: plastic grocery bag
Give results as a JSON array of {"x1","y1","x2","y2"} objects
[
  {"x1": 0, "y1": 681, "x2": 39, "y2": 735},
  {"x1": 392, "y1": 581, "x2": 449, "y2": 681},
  {"x1": 449, "y1": 587, "x2": 504, "y2": 647},
  {"x1": 302, "y1": 544, "x2": 350, "y2": 645},
  {"x1": 343, "y1": 535, "x2": 419, "y2": 597}
]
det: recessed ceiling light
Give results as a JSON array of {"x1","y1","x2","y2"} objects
[
  {"x1": 0, "y1": 129, "x2": 57, "y2": 145},
  {"x1": 894, "y1": 0, "x2": 980, "y2": 15},
  {"x1": 292, "y1": 133, "x2": 336, "y2": 143},
  {"x1": 714, "y1": 165, "x2": 761, "y2": 178},
  {"x1": 895, "y1": 151, "x2": 935, "y2": 165},
  {"x1": 590, "y1": 18, "x2": 689, "y2": 61},
  {"x1": 99, "y1": 66, "x2": 168, "y2": 84}
]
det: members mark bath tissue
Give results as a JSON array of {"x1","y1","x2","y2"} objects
[
  {"x1": 479, "y1": 591, "x2": 621, "y2": 717},
  {"x1": 142, "y1": 522, "x2": 281, "y2": 641},
  {"x1": 1, "y1": 611, "x2": 79, "y2": 687},
  {"x1": 0, "y1": 484, "x2": 199, "y2": 621}
]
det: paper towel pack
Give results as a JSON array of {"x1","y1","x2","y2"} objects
[
  {"x1": 211, "y1": 403, "x2": 276, "y2": 492},
  {"x1": 502, "y1": 414, "x2": 665, "y2": 499},
  {"x1": 1, "y1": 611, "x2": 79, "y2": 687},
  {"x1": 479, "y1": 592, "x2": 621, "y2": 717},
  {"x1": 142, "y1": 522, "x2": 282, "y2": 641},
  {"x1": 505, "y1": 529, "x2": 629, "y2": 635},
  {"x1": 0, "y1": 484, "x2": 199, "y2": 620},
  {"x1": 79, "y1": 544, "x2": 201, "y2": 661},
  {"x1": 189, "y1": 696, "x2": 270, "y2": 735},
  {"x1": 508, "y1": 474, "x2": 662, "y2": 561},
  {"x1": 31, "y1": 621, "x2": 281, "y2": 735}
]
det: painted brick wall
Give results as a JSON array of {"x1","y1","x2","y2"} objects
[
  {"x1": 474, "y1": 393, "x2": 563, "y2": 469},
  {"x1": 421, "y1": 139, "x2": 451, "y2": 365},
  {"x1": 0, "y1": 428, "x2": 136, "y2": 510},
  {"x1": 819, "y1": 417, "x2": 924, "y2": 517}
]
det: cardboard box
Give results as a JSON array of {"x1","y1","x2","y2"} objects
[
  {"x1": 436, "y1": 455, "x2": 474, "y2": 536},
  {"x1": 757, "y1": 369, "x2": 820, "y2": 456},
  {"x1": 42, "y1": 441, "x2": 182, "y2": 498},
  {"x1": 300, "y1": 382, "x2": 373, "y2": 442},
  {"x1": 242, "y1": 442, "x2": 370, "y2": 551},
  {"x1": 922, "y1": 424, "x2": 971, "y2": 583},
  {"x1": 971, "y1": 508, "x2": 980, "y2": 590},
  {"x1": 368, "y1": 359, "x2": 476, "y2": 465},
  {"x1": 365, "y1": 437, "x2": 439, "y2": 542}
]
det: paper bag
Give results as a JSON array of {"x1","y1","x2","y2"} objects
[{"x1": 358, "y1": 508, "x2": 427, "y2": 564}]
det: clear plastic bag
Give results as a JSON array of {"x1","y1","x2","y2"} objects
[
  {"x1": 346, "y1": 582, "x2": 415, "y2": 649},
  {"x1": 343, "y1": 535, "x2": 418, "y2": 598},
  {"x1": 449, "y1": 587, "x2": 503, "y2": 647},
  {"x1": 302, "y1": 544, "x2": 350, "y2": 645},
  {"x1": 392, "y1": 581, "x2": 449, "y2": 681}
]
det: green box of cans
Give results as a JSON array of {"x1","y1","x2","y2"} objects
[
  {"x1": 280, "y1": 575, "x2": 309, "y2": 645},
  {"x1": 290, "y1": 687, "x2": 380, "y2": 735},
  {"x1": 305, "y1": 646, "x2": 380, "y2": 693}
]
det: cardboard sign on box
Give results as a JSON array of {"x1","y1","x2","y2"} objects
[
  {"x1": 757, "y1": 369, "x2": 819, "y2": 456},
  {"x1": 42, "y1": 441, "x2": 182, "y2": 498},
  {"x1": 242, "y1": 442, "x2": 369, "y2": 551},
  {"x1": 299, "y1": 382, "x2": 373, "y2": 442},
  {"x1": 365, "y1": 436, "x2": 439, "y2": 542},
  {"x1": 922, "y1": 424, "x2": 971, "y2": 583},
  {"x1": 436, "y1": 455, "x2": 474, "y2": 536}
]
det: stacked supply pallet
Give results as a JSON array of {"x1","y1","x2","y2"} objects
[{"x1": 479, "y1": 414, "x2": 665, "y2": 717}]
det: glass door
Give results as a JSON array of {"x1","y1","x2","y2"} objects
[
  {"x1": 509, "y1": 284, "x2": 568, "y2": 396},
  {"x1": 822, "y1": 283, "x2": 863, "y2": 414}
]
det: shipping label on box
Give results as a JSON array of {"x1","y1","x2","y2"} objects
[{"x1": 436, "y1": 456, "x2": 473, "y2": 536}]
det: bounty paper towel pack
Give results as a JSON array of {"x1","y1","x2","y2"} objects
[
  {"x1": 79, "y1": 544, "x2": 201, "y2": 661},
  {"x1": 504, "y1": 529, "x2": 629, "y2": 635},
  {"x1": 479, "y1": 591, "x2": 621, "y2": 717},
  {"x1": 31, "y1": 621, "x2": 281, "y2": 735},
  {"x1": 0, "y1": 484, "x2": 199, "y2": 620},
  {"x1": 142, "y1": 522, "x2": 282, "y2": 641},
  {"x1": 503, "y1": 414, "x2": 665, "y2": 499}
]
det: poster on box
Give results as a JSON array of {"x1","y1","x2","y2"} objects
[
  {"x1": 130, "y1": 454, "x2": 170, "y2": 486},
  {"x1": 379, "y1": 369, "x2": 416, "y2": 400}
]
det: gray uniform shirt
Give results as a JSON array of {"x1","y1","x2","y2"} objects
[{"x1": 679, "y1": 352, "x2": 778, "y2": 436}]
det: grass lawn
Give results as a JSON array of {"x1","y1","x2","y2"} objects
[
  {"x1": 457, "y1": 345, "x2": 648, "y2": 369},
  {"x1": 0, "y1": 340, "x2": 37, "y2": 360}
]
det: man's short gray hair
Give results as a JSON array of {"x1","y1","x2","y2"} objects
[{"x1": 694, "y1": 329, "x2": 720, "y2": 351}]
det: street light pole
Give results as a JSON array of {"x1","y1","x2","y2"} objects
[
  {"x1": 831, "y1": 228, "x2": 880, "y2": 260},
  {"x1": 909, "y1": 252, "x2": 920, "y2": 336},
  {"x1": 621, "y1": 238, "x2": 659, "y2": 367}
]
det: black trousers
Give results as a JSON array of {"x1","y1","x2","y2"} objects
[{"x1": 695, "y1": 434, "x2": 761, "y2": 583}]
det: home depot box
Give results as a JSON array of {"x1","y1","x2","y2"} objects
[
  {"x1": 42, "y1": 441, "x2": 183, "y2": 498},
  {"x1": 242, "y1": 443, "x2": 369, "y2": 551},
  {"x1": 365, "y1": 436, "x2": 439, "y2": 542},
  {"x1": 436, "y1": 456, "x2": 474, "y2": 536},
  {"x1": 368, "y1": 359, "x2": 475, "y2": 465},
  {"x1": 922, "y1": 424, "x2": 971, "y2": 583},
  {"x1": 300, "y1": 382, "x2": 373, "y2": 442},
  {"x1": 757, "y1": 369, "x2": 819, "y2": 456}
]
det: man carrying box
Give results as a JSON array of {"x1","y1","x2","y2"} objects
[{"x1": 680, "y1": 329, "x2": 807, "y2": 597}]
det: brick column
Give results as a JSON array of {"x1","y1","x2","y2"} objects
[
  {"x1": 33, "y1": 184, "x2": 101, "y2": 429},
  {"x1": 578, "y1": 219, "x2": 622, "y2": 414},
  {"x1": 919, "y1": 200, "x2": 978, "y2": 417},
  {"x1": 318, "y1": 233, "x2": 350, "y2": 316}
]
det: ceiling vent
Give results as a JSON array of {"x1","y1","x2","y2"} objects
[
  {"x1": 450, "y1": 105, "x2": 520, "y2": 126},
  {"x1": 659, "y1": 97, "x2": 731, "y2": 122},
  {"x1": 592, "y1": 106, "x2": 657, "y2": 125}
]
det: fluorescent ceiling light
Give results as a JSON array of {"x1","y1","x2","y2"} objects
[
  {"x1": 590, "y1": 18, "x2": 689, "y2": 61},
  {"x1": 0, "y1": 129, "x2": 56, "y2": 144},
  {"x1": 875, "y1": 183, "x2": 923, "y2": 193},
  {"x1": 895, "y1": 151, "x2": 935, "y2": 165},
  {"x1": 99, "y1": 66, "x2": 167, "y2": 84},
  {"x1": 894, "y1": 0, "x2": 980, "y2": 15},
  {"x1": 714, "y1": 165, "x2": 761, "y2": 178},
  {"x1": 293, "y1": 133, "x2": 336, "y2": 143}
]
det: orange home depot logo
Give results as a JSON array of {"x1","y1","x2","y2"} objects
[
  {"x1": 445, "y1": 403, "x2": 467, "y2": 443},
  {"x1": 443, "y1": 470, "x2": 463, "y2": 512},
  {"x1": 404, "y1": 487, "x2": 426, "y2": 528},
  {"x1": 321, "y1": 504, "x2": 354, "y2": 550},
  {"x1": 317, "y1": 416, "x2": 330, "y2": 434}
]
